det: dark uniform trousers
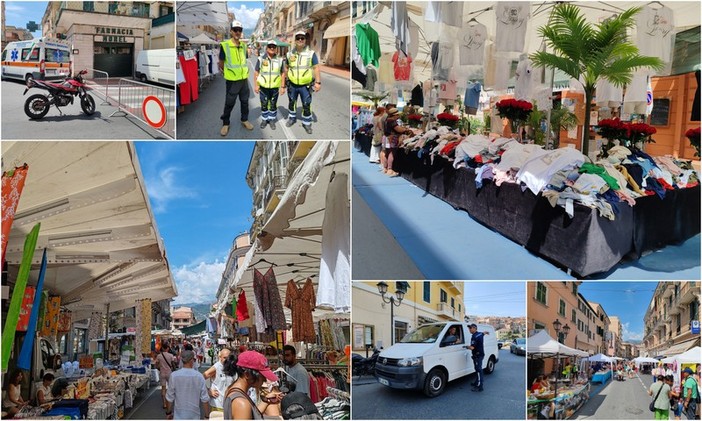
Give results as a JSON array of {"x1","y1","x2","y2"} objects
[{"x1": 221, "y1": 79, "x2": 250, "y2": 125}]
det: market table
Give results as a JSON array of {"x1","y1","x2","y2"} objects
[
  {"x1": 591, "y1": 370, "x2": 612, "y2": 384},
  {"x1": 386, "y1": 148, "x2": 699, "y2": 277}
]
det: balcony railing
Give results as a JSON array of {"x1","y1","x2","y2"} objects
[{"x1": 152, "y1": 13, "x2": 174, "y2": 27}]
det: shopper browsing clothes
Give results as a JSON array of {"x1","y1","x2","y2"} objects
[
  {"x1": 222, "y1": 351, "x2": 282, "y2": 419},
  {"x1": 254, "y1": 41, "x2": 286, "y2": 130},
  {"x1": 467, "y1": 324, "x2": 485, "y2": 392},
  {"x1": 286, "y1": 31, "x2": 321, "y2": 134},
  {"x1": 283, "y1": 345, "x2": 310, "y2": 397},
  {"x1": 219, "y1": 20, "x2": 254, "y2": 136}
]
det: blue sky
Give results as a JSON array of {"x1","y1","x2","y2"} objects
[
  {"x1": 227, "y1": 1, "x2": 264, "y2": 33},
  {"x1": 464, "y1": 282, "x2": 525, "y2": 318},
  {"x1": 4, "y1": 1, "x2": 47, "y2": 38},
  {"x1": 578, "y1": 282, "x2": 658, "y2": 342},
  {"x1": 134, "y1": 141, "x2": 255, "y2": 305}
]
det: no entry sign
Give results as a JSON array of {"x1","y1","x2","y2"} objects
[{"x1": 142, "y1": 95, "x2": 166, "y2": 129}]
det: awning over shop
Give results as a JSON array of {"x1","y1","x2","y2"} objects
[
  {"x1": 660, "y1": 339, "x2": 700, "y2": 358},
  {"x1": 189, "y1": 33, "x2": 219, "y2": 45},
  {"x1": 177, "y1": 32, "x2": 190, "y2": 42},
  {"x1": 527, "y1": 330, "x2": 589, "y2": 357},
  {"x1": 323, "y1": 17, "x2": 350, "y2": 39},
  {"x1": 216, "y1": 141, "x2": 350, "y2": 325},
  {"x1": 180, "y1": 320, "x2": 207, "y2": 336},
  {"x1": 2, "y1": 141, "x2": 177, "y2": 314},
  {"x1": 176, "y1": 1, "x2": 230, "y2": 27}
]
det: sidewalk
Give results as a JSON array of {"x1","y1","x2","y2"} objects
[{"x1": 320, "y1": 64, "x2": 349, "y2": 79}]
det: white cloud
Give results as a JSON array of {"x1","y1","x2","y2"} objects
[
  {"x1": 5, "y1": 4, "x2": 26, "y2": 13},
  {"x1": 621, "y1": 322, "x2": 643, "y2": 341},
  {"x1": 172, "y1": 260, "x2": 226, "y2": 305},
  {"x1": 145, "y1": 166, "x2": 197, "y2": 213},
  {"x1": 228, "y1": 4, "x2": 263, "y2": 30}
]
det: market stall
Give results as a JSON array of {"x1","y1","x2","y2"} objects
[
  {"x1": 527, "y1": 330, "x2": 590, "y2": 420},
  {"x1": 662, "y1": 345, "x2": 701, "y2": 388},
  {"x1": 211, "y1": 141, "x2": 351, "y2": 418},
  {"x1": 582, "y1": 354, "x2": 614, "y2": 384}
]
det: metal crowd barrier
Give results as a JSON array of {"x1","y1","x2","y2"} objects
[
  {"x1": 109, "y1": 78, "x2": 175, "y2": 139},
  {"x1": 85, "y1": 69, "x2": 111, "y2": 105}
]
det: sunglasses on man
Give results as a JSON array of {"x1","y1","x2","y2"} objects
[
  {"x1": 295, "y1": 36, "x2": 306, "y2": 41},
  {"x1": 232, "y1": 27, "x2": 243, "y2": 33},
  {"x1": 267, "y1": 45, "x2": 277, "y2": 49}
]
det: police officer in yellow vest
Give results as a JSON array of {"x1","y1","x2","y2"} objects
[
  {"x1": 218, "y1": 21, "x2": 253, "y2": 136},
  {"x1": 285, "y1": 31, "x2": 321, "y2": 135},
  {"x1": 254, "y1": 40, "x2": 286, "y2": 130}
]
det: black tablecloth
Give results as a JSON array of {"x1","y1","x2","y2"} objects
[{"x1": 383, "y1": 148, "x2": 699, "y2": 277}]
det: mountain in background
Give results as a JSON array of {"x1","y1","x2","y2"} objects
[{"x1": 173, "y1": 302, "x2": 213, "y2": 324}]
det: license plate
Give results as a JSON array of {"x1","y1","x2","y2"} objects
[{"x1": 378, "y1": 378, "x2": 389, "y2": 386}]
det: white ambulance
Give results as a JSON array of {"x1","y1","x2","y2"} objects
[{"x1": 1, "y1": 38, "x2": 71, "y2": 82}]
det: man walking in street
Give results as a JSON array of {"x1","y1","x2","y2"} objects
[
  {"x1": 165, "y1": 350, "x2": 210, "y2": 420},
  {"x1": 219, "y1": 20, "x2": 254, "y2": 136},
  {"x1": 682, "y1": 367, "x2": 699, "y2": 420},
  {"x1": 283, "y1": 345, "x2": 310, "y2": 397},
  {"x1": 254, "y1": 40, "x2": 286, "y2": 130},
  {"x1": 202, "y1": 347, "x2": 233, "y2": 413},
  {"x1": 285, "y1": 31, "x2": 321, "y2": 134},
  {"x1": 467, "y1": 323, "x2": 485, "y2": 392}
]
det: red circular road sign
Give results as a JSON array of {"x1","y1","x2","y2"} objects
[{"x1": 142, "y1": 95, "x2": 167, "y2": 129}]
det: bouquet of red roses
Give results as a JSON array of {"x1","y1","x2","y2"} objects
[
  {"x1": 596, "y1": 118, "x2": 627, "y2": 141},
  {"x1": 685, "y1": 126, "x2": 701, "y2": 157},
  {"x1": 437, "y1": 112, "x2": 459, "y2": 128},
  {"x1": 495, "y1": 99, "x2": 533, "y2": 123},
  {"x1": 624, "y1": 122, "x2": 656, "y2": 144}
]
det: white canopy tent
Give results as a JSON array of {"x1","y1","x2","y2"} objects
[
  {"x1": 662, "y1": 346, "x2": 701, "y2": 365},
  {"x1": 356, "y1": 1, "x2": 701, "y2": 90},
  {"x1": 527, "y1": 330, "x2": 590, "y2": 357},
  {"x1": 585, "y1": 353, "x2": 613, "y2": 363},
  {"x1": 215, "y1": 141, "x2": 350, "y2": 327},
  {"x1": 176, "y1": 1, "x2": 230, "y2": 27},
  {"x1": 189, "y1": 33, "x2": 220, "y2": 45},
  {"x1": 2, "y1": 141, "x2": 177, "y2": 318}
]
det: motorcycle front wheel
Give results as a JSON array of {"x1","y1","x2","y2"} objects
[
  {"x1": 24, "y1": 94, "x2": 50, "y2": 119},
  {"x1": 81, "y1": 94, "x2": 96, "y2": 115}
]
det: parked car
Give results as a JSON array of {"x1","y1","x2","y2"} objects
[
  {"x1": 374, "y1": 322, "x2": 499, "y2": 397},
  {"x1": 510, "y1": 338, "x2": 526, "y2": 355}
]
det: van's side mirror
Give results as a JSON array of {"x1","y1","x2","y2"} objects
[{"x1": 440, "y1": 335, "x2": 457, "y2": 347}]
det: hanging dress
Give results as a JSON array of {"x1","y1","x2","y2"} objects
[{"x1": 285, "y1": 278, "x2": 316, "y2": 343}]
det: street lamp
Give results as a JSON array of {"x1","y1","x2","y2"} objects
[
  {"x1": 552, "y1": 319, "x2": 571, "y2": 404},
  {"x1": 377, "y1": 282, "x2": 406, "y2": 345}
]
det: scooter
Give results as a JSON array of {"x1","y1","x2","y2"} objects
[
  {"x1": 352, "y1": 348, "x2": 380, "y2": 377},
  {"x1": 23, "y1": 70, "x2": 96, "y2": 119}
]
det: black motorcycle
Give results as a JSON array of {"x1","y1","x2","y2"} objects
[
  {"x1": 23, "y1": 69, "x2": 96, "y2": 119},
  {"x1": 352, "y1": 348, "x2": 380, "y2": 377}
]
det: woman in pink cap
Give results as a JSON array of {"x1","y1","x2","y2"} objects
[{"x1": 222, "y1": 350, "x2": 282, "y2": 419}]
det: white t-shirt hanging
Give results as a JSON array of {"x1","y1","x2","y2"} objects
[
  {"x1": 458, "y1": 22, "x2": 488, "y2": 66},
  {"x1": 595, "y1": 79, "x2": 623, "y2": 107},
  {"x1": 623, "y1": 72, "x2": 650, "y2": 114},
  {"x1": 392, "y1": 2, "x2": 411, "y2": 56},
  {"x1": 635, "y1": 5, "x2": 675, "y2": 64},
  {"x1": 425, "y1": 1, "x2": 464, "y2": 28},
  {"x1": 514, "y1": 55, "x2": 533, "y2": 100},
  {"x1": 495, "y1": 2, "x2": 529, "y2": 53},
  {"x1": 176, "y1": 61, "x2": 186, "y2": 84},
  {"x1": 431, "y1": 42, "x2": 454, "y2": 81}
]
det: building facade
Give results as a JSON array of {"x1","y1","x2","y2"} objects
[
  {"x1": 217, "y1": 232, "x2": 252, "y2": 301},
  {"x1": 642, "y1": 281, "x2": 700, "y2": 357},
  {"x1": 41, "y1": 1, "x2": 174, "y2": 77},
  {"x1": 246, "y1": 141, "x2": 315, "y2": 240},
  {"x1": 575, "y1": 293, "x2": 598, "y2": 354},
  {"x1": 588, "y1": 302, "x2": 611, "y2": 355},
  {"x1": 171, "y1": 306, "x2": 196, "y2": 329},
  {"x1": 608, "y1": 316, "x2": 623, "y2": 357},
  {"x1": 527, "y1": 281, "x2": 582, "y2": 350},
  {"x1": 352, "y1": 281, "x2": 465, "y2": 351},
  {"x1": 152, "y1": 298, "x2": 172, "y2": 330}
]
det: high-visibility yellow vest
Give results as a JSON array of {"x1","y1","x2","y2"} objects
[
  {"x1": 286, "y1": 47, "x2": 315, "y2": 85},
  {"x1": 221, "y1": 39, "x2": 249, "y2": 81},
  {"x1": 257, "y1": 56, "x2": 284, "y2": 88}
]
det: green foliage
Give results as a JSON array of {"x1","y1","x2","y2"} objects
[
  {"x1": 526, "y1": 103, "x2": 546, "y2": 145},
  {"x1": 530, "y1": 3, "x2": 664, "y2": 156}
]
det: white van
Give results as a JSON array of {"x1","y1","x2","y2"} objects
[
  {"x1": 374, "y1": 322, "x2": 499, "y2": 397},
  {"x1": 1, "y1": 38, "x2": 71, "y2": 82},
  {"x1": 134, "y1": 48, "x2": 175, "y2": 86}
]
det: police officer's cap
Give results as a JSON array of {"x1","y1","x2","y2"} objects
[
  {"x1": 294, "y1": 30, "x2": 307, "y2": 37},
  {"x1": 468, "y1": 323, "x2": 478, "y2": 329},
  {"x1": 231, "y1": 21, "x2": 243, "y2": 30}
]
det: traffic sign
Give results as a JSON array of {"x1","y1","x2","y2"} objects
[{"x1": 142, "y1": 95, "x2": 166, "y2": 129}]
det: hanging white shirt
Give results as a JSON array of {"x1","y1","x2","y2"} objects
[
  {"x1": 514, "y1": 55, "x2": 534, "y2": 100},
  {"x1": 391, "y1": 2, "x2": 411, "y2": 56},
  {"x1": 623, "y1": 72, "x2": 650, "y2": 114},
  {"x1": 317, "y1": 172, "x2": 350, "y2": 313},
  {"x1": 596, "y1": 79, "x2": 623, "y2": 107},
  {"x1": 425, "y1": 1, "x2": 464, "y2": 28},
  {"x1": 495, "y1": 2, "x2": 529, "y2": 53},
  {"x1": 458, "y1": 22, "x2": 488, "y2": 66},
  {"x1": 635, "y1": 5, "x2": 675, "y2": 64}
]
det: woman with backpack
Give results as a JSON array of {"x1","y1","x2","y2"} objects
[{"x1": 156, "y1": 342, "x2": 179, "y2": 411}]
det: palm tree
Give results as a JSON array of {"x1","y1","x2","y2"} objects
[{"x1": 530, "y1": 4, "x2": 664, "y2": 157}]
